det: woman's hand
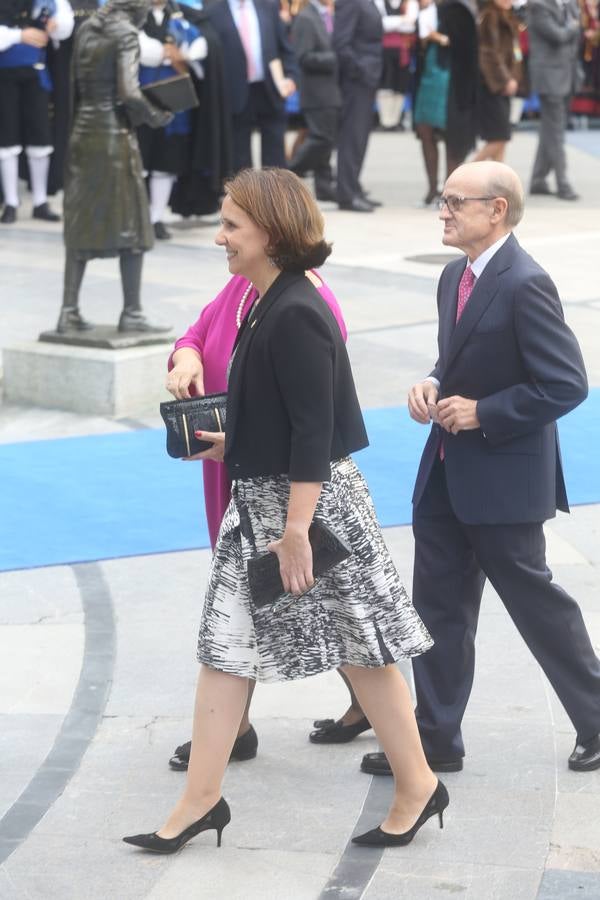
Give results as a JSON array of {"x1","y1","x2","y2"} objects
[
  {"x1": 267, "y1": 526, "x2": 314, "y2": 596},
  {"x1": 166, "y1": 349, "x2": 205, "y2": 399},
  {"x1": 182, "y1": 430, "x2": 225, "y2": 462},
  {"x1": 503, "y1": 78, "x2": 518, "y2": 97}
]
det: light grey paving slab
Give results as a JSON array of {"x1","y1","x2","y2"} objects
[
  {"x1": 0, "y1": 566, "x2": 82, "y2": 625},
  {"x1": 145, "y1": 848, "x2": 336, "y2": 900},
  {"x1": 0, "y1": 714, "x2": 63, "y2": 819},
  {"x1": 365, "y1": 860, "x2": 542, "y2": 900},
  {"x1": 537, "y1": 869, "x2": 600, "y2": 900}
]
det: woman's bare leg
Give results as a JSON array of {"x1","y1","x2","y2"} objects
[
  {"x1": 238, "y1": 678, "x2": 256, "y2": 734},
  {"x1": 472, "y1": 140, "x2": 507, "y2": 163},
  {"x1": 336, "y1": 668, "x2": 366, "y2": 725},
  {"x1": 158, "y1": 666, "x2": 249, "y2": 838},
  {"x1": 343, "y1": 664, "x2": 438, "y2": 833}
]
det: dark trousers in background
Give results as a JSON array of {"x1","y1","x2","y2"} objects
[
  {"x1": 336, "y1": 81, "x2": 375, "y2": 205},
  {"x1": 232, "y1": 82, "x2": 287, "y2": 172},
  {"x1": 411, "y1": 458, "x2": 600, "y2": 761},
  {"x1": 530, "y1": 93, "x2": 572, "y2": 192},
  {"x1": 288, "y1": 107, "x2": 337, "y2": 193}
]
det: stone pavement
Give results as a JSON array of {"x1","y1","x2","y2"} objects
[{"x1": 1, "y1": 129, "x2": 599, "y2": 900}]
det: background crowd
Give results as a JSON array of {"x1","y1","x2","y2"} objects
[{"x1": 1, "y1": 0, "x2": 599, "y2": 227}]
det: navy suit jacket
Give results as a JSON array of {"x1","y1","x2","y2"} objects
[
  {"x1": 412, "y1": 234, "x2": 588, "y2": 524},
  {"x1": 206, "y1": 0, "x2": 299, "y2": 116}
]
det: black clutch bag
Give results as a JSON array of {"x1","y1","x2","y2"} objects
[
  {"x1": 247, "y1": 519, "x2": 353, "y2": 608},
  {"x1": 159, "y1": 393, "x2": 227, "y2": 458},
  {"x1": 142, "y1": 73, "x2": 200, "y2": 113}
]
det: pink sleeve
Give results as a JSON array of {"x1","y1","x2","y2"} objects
[
  {"x1": 314, "y1": 274, "x2": 348, "y2": 343},
  {"x1": 167, "y1": 292, "x2": 221, "y2": 371}
]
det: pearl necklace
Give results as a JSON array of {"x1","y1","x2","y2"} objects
[{"x1": 236, "y1": 282, "x2": 254, "y2": 330}]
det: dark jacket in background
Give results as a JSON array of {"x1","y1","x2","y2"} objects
[
  {"x1": 206, "y1": 0, "x2": 299, "y2": 116},
  {"x1": 333, "y1": 0, "x2": 383, "y2": 89},
  {"x1": 478, "y1": 4, "x2": 522, "y2": 94},
  {"x1": 291, "y1": 2, "x2": 341, "y2": 109},
  {"x1": 438, "y1": 0, "x2": 478, "y2": 161}
]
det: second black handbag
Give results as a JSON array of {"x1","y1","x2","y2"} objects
[
  {"x1": 159, "y1": 393, "x2": 227, "y2": 458},
  {"x1": 247, "y1": 519, "x2": 353, "y2": 607}
]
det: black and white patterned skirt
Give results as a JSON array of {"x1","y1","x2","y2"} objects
[{"x1": 197, "y1": 458, "x2": 432, "y2": 683}]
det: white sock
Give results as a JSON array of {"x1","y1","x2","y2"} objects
[
  {"x1": 150, "y1": 171, "x2": 175, "y2": 224},
  {"x1": 0, "y1": 155, "x2": 19, "y2": 207},
  {"x1": 26, "y1": 151, "x2": 50, "y2": 207},
  {"x1": 377, "y1": 91, "x2": 402, "y2": 129}
]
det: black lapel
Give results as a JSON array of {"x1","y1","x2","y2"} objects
[
  {"x1": 221, "y1": 0, "x2": 246, "y2": 55},
  {"x1": 307, "y1": 3, "x2": 327, "y2": 41},
  {"x1": 226, "y1": 271, "x2": 302, "y2": 442},
  {"x1": 443, "y1": 233, "x2": 517, "y2": 375}
]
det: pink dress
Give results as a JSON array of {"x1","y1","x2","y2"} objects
[{"x1": 168, "y1": 272, "x2": 348, "y2": 548}]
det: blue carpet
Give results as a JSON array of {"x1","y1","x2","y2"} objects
[{"x1": 1, "y1": 393, "x2": 599, "y2": 572}]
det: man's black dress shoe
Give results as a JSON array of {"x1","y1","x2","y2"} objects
[
  {"x1": 568, "y1": 734, "x2": 600, "y2": 771},
  {"x1": 352, "y1": 781, "x2": 449, "y2": 847},
  {"x1": 315, "y1": 183, "x2": 337, "y2": 202},
  {"x1": 33, "y1": 202, "x2": 60, "y2": 222},
  {"x1": 117, "y1": 311, "x2": 172, "y2": 333},
  {"x1": 361, "y1": 750, "x2": 463, "y2": 775},
  {"x1": 360, "y1": 194, "x2": 383, "y2": 208},
  {"x1": 123, "y1": 797, "x2": 231, "y2": 853},
  {"x1": 169, "y1": 724, "x2": 258, "y2": 771},
  {"x1": 530, "y1": 182, "x2": 554, "y2": 196},
  {"x1": 1, "y1": 205, "x2": 17, "y2": 224},
  {"x1": 309, "y1": 715, "x2": 371, "y2": 744},
  {"x1": 557, "y1": 187, "x2": 579, "y2": 201},
  {"x1": 339, "y1": 197, "x2": 374, "y2": 213},
  {"x1": 153, "y1": 221, "x2": 172, "y2": 240}
]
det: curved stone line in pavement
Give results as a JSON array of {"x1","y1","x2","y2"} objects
[{"x1": 0, "y1": 563, "x2": 115, "y2": 865}]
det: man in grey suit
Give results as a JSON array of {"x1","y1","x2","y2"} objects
[{"x1": 528, "y1": 0, "x2": 582, "y2": 201}]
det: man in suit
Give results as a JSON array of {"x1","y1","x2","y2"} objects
[
  {"x1": 206, "y1": 0, "x2": 298, "y2": 171},
  {"x1": 362, "y1": 161, "x2": 600, "y2": 778},
  {"x1": 333, "y1": 0, "x2": 383, "y2": 212},
  {"x1": 288, "y1": 0, "x2": 340, "y2": 201},
  {"x1": 528, "y1": 0, "x2": 581, "y2": 200}
]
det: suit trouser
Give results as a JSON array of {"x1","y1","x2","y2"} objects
[
  {"x1": 336, "y1": 81, "x2": 375, "y2": 204},
  {"x1": 232, "y1": 82, "x2": 287, "y2": 173},
  {"x1": 412, "y1": 458, "x2": 600, "y2": 760},
  {"x1": 530, "y1": 93, "x2": 572, "y2": 192},
  {"x1": 288, "y1": 107, "x2": 337, "y2": 189}
]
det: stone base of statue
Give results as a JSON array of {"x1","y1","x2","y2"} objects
[{"x1": 4, "y1": 327, "x2": 175, "y2": 417}]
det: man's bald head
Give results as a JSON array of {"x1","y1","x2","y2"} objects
[{"x1": 447, "y1": 162, "x2": 525, "y2": 228}]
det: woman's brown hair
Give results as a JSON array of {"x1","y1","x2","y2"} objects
[{"x1": 223, "y1": 168, "x2": 332, "y2": 273}]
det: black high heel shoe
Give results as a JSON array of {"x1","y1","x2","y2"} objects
[
  {"x1": 123, "y1": 797, "x2": 231, "y2": 854},
  {"x1": 352, "y1": 781, "x2": 449, "y2": 847}
]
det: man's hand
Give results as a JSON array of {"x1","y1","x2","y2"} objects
[
  {"x1": 503, "y1": 77, "x2": 518, "y2": 97},
  {"x1": 182, "y1": 430, "x2": 225, "y2": 462},
  {"x1": 408, "y1": 380, "x2": 439, "y2": 424},
  {"x1": 21, "y1": 27, "x2": 49, "y2": 47},
  {"x1": 437, "y1": 396, "x2": 480, "y2": 434}
]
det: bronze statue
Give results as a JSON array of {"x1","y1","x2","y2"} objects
[{"x1": 57, "y1": 0, "x2": 173, "y2": 334}]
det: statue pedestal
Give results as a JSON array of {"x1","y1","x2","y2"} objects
[{"x1": 4, "y1": 328, "x2": 175, "y2": 417}]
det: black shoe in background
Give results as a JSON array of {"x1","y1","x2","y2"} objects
[
  {"x1": 169, "y1": 724, "x2": 259, "y2": 771},
  {"x1": 33, "y1": 202, "x2": 60, "y2": 222},
  {"x1": 339, "y1": 197, "x2": 374, "y2": 213},
  {"x1": 1, "y1": 205, "x2": 17, "y2": 224},
  {"x1": 361, "y1": 750, "x2": 463, "y2": 775},
  {"x1": 154, "y1": 221, "x2": 172, "y2": 240}
]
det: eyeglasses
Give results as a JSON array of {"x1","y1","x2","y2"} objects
[{"x1": 438, "y1": 195, "x2": 495, "y2": 213}]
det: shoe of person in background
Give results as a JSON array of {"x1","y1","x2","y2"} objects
[
  {"x1": 154, "y1": 221, "x2": 172, "y2": 240},
  {"x1": 529, "y1": 181, "x2": 554, "y2": 196},
  {"x1": 1, "y1": 205, "x2": 17, "y2": 224},
  {"x1": 361, "y1": 750, "x2": 463, "y2": 775},
  {"x1": 309, "y1": 715, "x2": 371, "y2": 744},
  {"x1": 169, "y1": 724, "x2": 259, "y2": 771},
  {"x1": 556, "y1": 187, "x2": 579, "y2": 201},
  {"x1": 339, "y1": 197, "x2": 374, "y2": 213},
  {"x1": 33, "y1": 202, "x2": 60, "y2": 222}
]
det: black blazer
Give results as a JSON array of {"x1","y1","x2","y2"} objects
[
  {"x1": 333, "y1": 0, "x2": 383, "y2": 89},
  {"x1": 224, "y1": 271, "x2": 368, "y2": 482},
  {"x1": 412, "y1": 234, "x2": 588, "y2": 524},
  {"x1": 206, "y1": 0, "x2": 299, "y2": 116},
  {"x1": 290, "y1": 4, "x2": 341, "y2": 109}
]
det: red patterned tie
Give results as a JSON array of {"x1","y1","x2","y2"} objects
[
  {"x1": 440, "y1": 264, "x2": 476, "y2": 460},
  {"x1": 456, "y1": 264, "x2": 475, "y2": 322}
]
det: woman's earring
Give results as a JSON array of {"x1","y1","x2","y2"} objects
[{"x1": 268, "y1": 256, "x2": 278, "y2": 268}]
